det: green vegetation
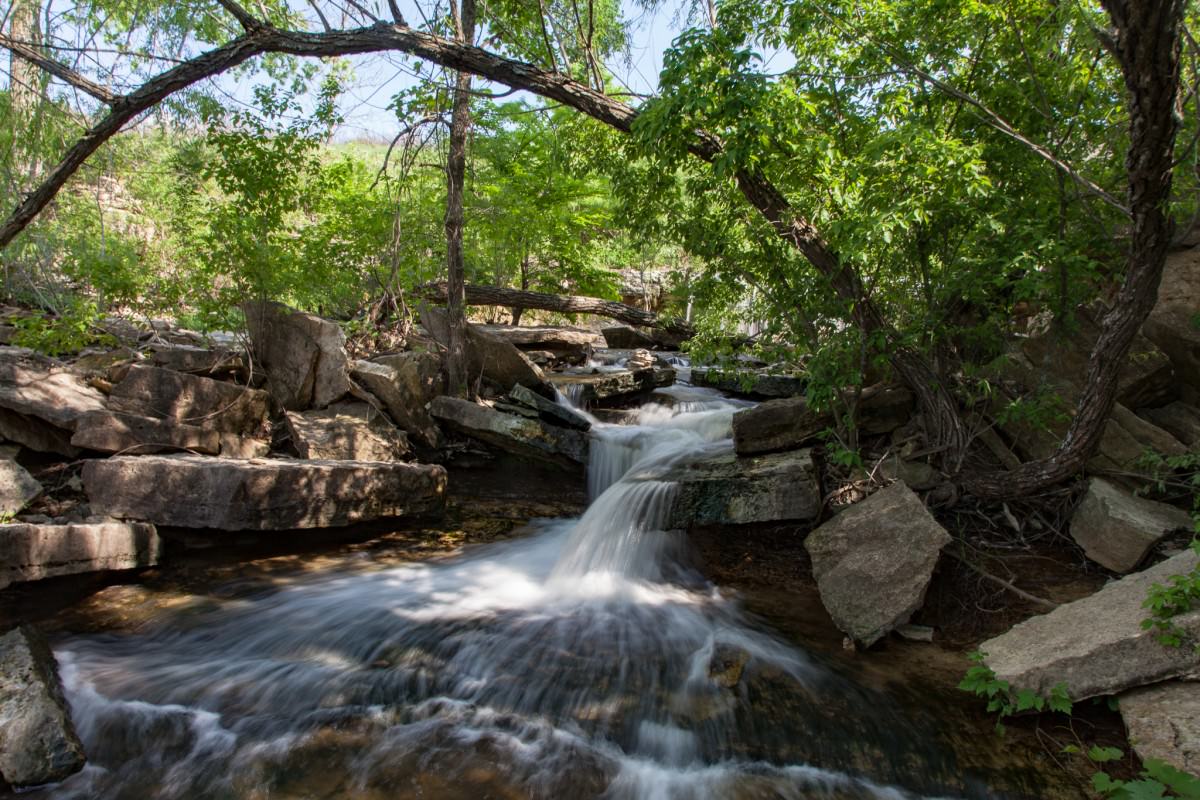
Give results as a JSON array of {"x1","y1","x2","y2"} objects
[{"x1": 1141, "y1": 539, "x2": 1200, "y2": 652}]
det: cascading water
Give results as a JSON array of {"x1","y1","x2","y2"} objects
[{"x1": 26, "y1": 385, "x2": 1002, "y2": 800}]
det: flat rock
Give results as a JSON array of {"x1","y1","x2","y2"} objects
[
  {"x1": 982, "y1": 548, "x2": 1200, "y2": 700},
  {"x1": 1144, "y1": 248, "x2": 1200, "y2": 404},
  {"x1": 0, "y1": 521, "x2": 161, "y2": 589},
  {"x1": 1069, "y1": 478, "x2": 1193, "y2": 572},
  {"x1": 0, "y1": 625, "x2": 86, "y2": 787},
  {"x1": 804, "y1": 482, "x2": 951, "y2": 647},
  {"x1": 0, "y1": 407, "x2": 80, "y2": 457},
  {"x1": 0, "y1": 458, "x2": 40, "y2": 515},
  {"x1": 285, "y1": 402, "x2": 409, "y2": 462},
  {"x1": 149, "y1": 344, "x2": 246, "y2": 377},
  {"x1": 355, "y1": 351, "x2": 444, "y2": 448},
  {"x1": 218, "y1": 434, "x2": 270, "y2": 459},
  {"x1": 508, "y1": 383, "x2": 591, "y2": 431},
  {"x1": 1118, "y1": 680, "x2": 1200, "y2": 775},
  {"x1": 476, "y1": 325, "x2": 602, "y2": 364},
  {"x1": 692, "y1": 367, "x2": 806, "y2": 399},
  {"x1": 421, "y1": 308, "x2": 553, "y2": 397},
  {"x1": 70, "y1": 409, "x2": 221, "y2": 455},
  {"x1": 430, "y1": 396, "x2": 588, "y2": 469},
  {"x1": 733, "y1": 385, "x2": 913, "y2": 456},
  {"x1": 1140, "y1": 401, "x2": 1200, "y2": 447},
  {"x1": 83, "y1": 455, "x2": 447, "y2": 530},
  {"x1": 0, "y1": 347, "x2": 107, "y2": 431},
  {"x1": 549, "y1": 367, "x2": 675, "y2": 406},
  {"x1": 243, "y1": 301, "x2": 352, "y2": 410},
  {"x1": 108, "y1": 365, "x2": 269, "y2": 437},
  {"x1": 664, "y1": 448, "x2": 820, "y2": 527}
]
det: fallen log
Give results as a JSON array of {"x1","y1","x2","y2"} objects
[{"x1": 418, "y1": 282, "x2": 695, "y2": 337}]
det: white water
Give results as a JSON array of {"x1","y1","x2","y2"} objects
[{"x1": 29, "y1": 385, "x2": 983, "y2": 800}]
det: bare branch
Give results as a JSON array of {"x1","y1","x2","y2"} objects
[{"x1": 0, "y1": 31, "x2": 117, "y2": 104}]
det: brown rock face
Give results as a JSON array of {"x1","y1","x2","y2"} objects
[
  {"x1": 804, "y1": 482, "x2": 951, "y2": 648},
  {"x1": 1144, "y1": 248, "x2": 1200, "y2": 404},
  {"x1": 70, "y1": 409, "x2": 221, "y2": 455},
  {"x1": 421, "y1": 308, "x2": 553, "y2": 398},
  {"x1": 430, "y1": 396, "x2": 587, "y2": 468},
  {"x1": 732, "y1": 385, "x2": 913, "y2": 455},
  {"x1": 83, "y1": 454, "x2": 447, "y2": 530},
  {"x1": 0, "y1": 625, "x2": 86, "y2": 787},
  {"x1": 0, "y1": 346, "x2": 107, "y2": 432},
  {"x1": 352, "y1": 351, "x2": 444, "y2": 448},
  {"x1": 243, "y1": 301, "x2": 352, "y2": 410},
  {"x1": 108, "y1": 365, "x2": 269, "y2": 437},
  {"x1": 285, "y1": 402, "x2": 409, "y2": 462},
  {"x1": 0, "y1": 521, "x2": 161, "y2": 588}
]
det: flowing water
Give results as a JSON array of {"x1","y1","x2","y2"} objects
[{"x1": 25, "y1": 384, "x2": 1012, "y2": 799}]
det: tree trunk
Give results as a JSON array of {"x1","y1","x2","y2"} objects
[
  {"x1": 420, "y1": 282, "x2": 695, "y2": 336},
  {"x1": 443, "y1": 0, "x2": 476, "y2": 397},
  {"x1": 963, "y1": 0, "x2": 1185, "y2": 498},
  {"x1": 8, "y1": 0, "x2": 41, "y2": 114}
]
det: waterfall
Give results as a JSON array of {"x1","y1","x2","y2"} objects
[{"x1": 31, "y1": 383, "x2": 987, "y2": 800}]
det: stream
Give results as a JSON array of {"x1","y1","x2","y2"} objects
[{"x1": 23, "y1": 384, "x2": 1027, "y2": 799}]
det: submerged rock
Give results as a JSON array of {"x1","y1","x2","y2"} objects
[
  {"x1": 0, "y1": 521, "x2": 161, "y2": 589},
  {"x1": 70, "y1": 409, "x2": 221, "y2": 455},
  {"x1": 1118, "y1": 680, "x2": 1200, "y2": 775},
  {"x1": 804, "y1": 482, "x2": 951, "y2": 648},
  {"x1": 82, "y1": 455, "x2": 447, "y2": 530},
  {"x1": 430, "y1": 396, "x2": 588, "y2": 469},
  {"x1": 285, "y1": 402, "x2": 409, "y2": 462},
  {"x1": 108, "y1": 365, "x2": 269, "y2": 437},
  {"x1": 1069, "y1": 478, "x2": 1192, "y2": 573},
  {"x1": 0, "y1": 625, "x2": 86, "y2": 787},
  {"x1": 664, "y1": 449, "x2": 820, "y2": 527},
  {"x1": 0, "y1": 457, "x2": 40, "y2": 515},
  {"x1": 982, "y1": 548, "x2": 1200, "y2": 700},
  {"x1": 243, "y1": 300, "x2": 352, "y2": 410}
]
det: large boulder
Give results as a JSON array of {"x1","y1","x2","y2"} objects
[
  {"x1": 108, "y1": 365, "x2": 269, "y2": 437},
  {"x1": 981, "y1": 548, "x2": 1200, "y2": 700},
  {"x1": 0, "y1": 458, "x2": 40, "y2": 515},
  {"x1": 82, "y1": 455, "x2": 447, "y2": 530},
  {"x1": 0, "y1": 625, "x2": 86, "y2": 787},
  {"x1": 1143, "y1": 247, "x2": 1200, "y2": 404},
  {"x1": 1069, "y1": 478, "x2": 1193, "y2": 573},
  {"x1": 0, "y1": 521, "x2": 161, "y2": 589},
  {"x1": 664, "y1": 449, "x2": 820, "y2": 527},
  {"x1": 243, "y1": 301, "x2": 352, "y2": 410},
  {"x1": 804, "y1": 482, "x2": 951, "y2": 647},
  {"x1": 352, "y1": 351, "x2": 444, "y2": 448},
  {"x1": 549, "y1": 366, "x2": 675, "y2": 407},
  {"x1": 285, "y1": 402, "x2": 409, "y2": 462},
  {"x1": 601, "y1": 325, "x2": 657, "y2": 350},
  {"x1": 421, "y1": 308, "x2": 553, "y2": 398},
  {"x1": 733, "y1": 385, "x2": 913, "y2": 456},
  {"x1": 70, "y1": 409, "x2": 221, "y2": 455},
  {"x1": 1118, "y1": 681, "x2": 1200, "y2": 775},
  {"x1": 0, "y1": 347, "x2": 107, "y2": 434},
  {"x1": 430, "y1": 396, "x2": 588, "y2": 469}
]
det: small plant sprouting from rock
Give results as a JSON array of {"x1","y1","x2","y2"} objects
[
  {"x1": 1140, "y1": 539, "x2": 1200, "y2": 653},
  {"x1": 957, "y1": 651, "x2": 1072, "y2": 733}
]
